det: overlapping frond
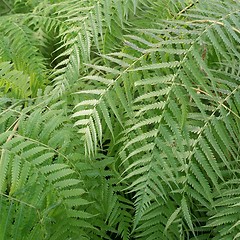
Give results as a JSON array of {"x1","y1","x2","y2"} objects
[
  {"x1": 0, "y1": 0, "x2": 239, "y2": 239},
  {"x1": 0, "y1": 19, "x2": 47, "y2": 97},
  {"x1": 73, "y1": 0, "x2": 240, "y2": 238},
  {"x1": 0, "y1": 103, "x2": 93, "y2": 239},
  {"x1": 33, "y1": 0, "x2": 135, "y2": 96}
]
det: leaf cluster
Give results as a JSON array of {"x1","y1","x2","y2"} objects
[{"x1": 0, "y1": 0, "x2": 240, "y2": 239}]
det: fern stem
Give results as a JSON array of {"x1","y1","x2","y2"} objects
[
  {"x1": 176, "y1": 1, "x2": 199, "y2": 17},
  {"x1": 188, "y1": 19, "x2": 240, "y2": 34}
]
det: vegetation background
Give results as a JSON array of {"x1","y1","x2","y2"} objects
[{"x1": 0, "y1": 0, "x2": 239, "y2": 239}]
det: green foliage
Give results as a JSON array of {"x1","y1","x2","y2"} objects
[{"x1": 0, "y1": 0, "x2": 240, "y2": 239}]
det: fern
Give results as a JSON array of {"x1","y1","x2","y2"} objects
[
  {"x1": 0, "y1": 0, "x2": 240, "y2": 239},
  {"x1": 0, "y1": 102, "x2": 93, "y2": 239},
  {"x1": 73, "y1": 0, "x2": 240, "y2": 238}
]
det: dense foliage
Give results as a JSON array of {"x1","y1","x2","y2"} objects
[{"x1": 0, "y1": 0, "x2": 240, "y2": 239}]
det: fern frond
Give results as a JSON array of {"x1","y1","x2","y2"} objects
[
  {"x1": 1, "y1": 0, "x2": 239, "y2": 239},
  {"x1": 0, "y1": 19, "x2": 47, "y2": 97},
  {"x1": 0, "y1": 102, "x2": 93, "y2": 239},
  {"x1": 116, "y1": 1, "x2": 240, "y2": 237}
]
